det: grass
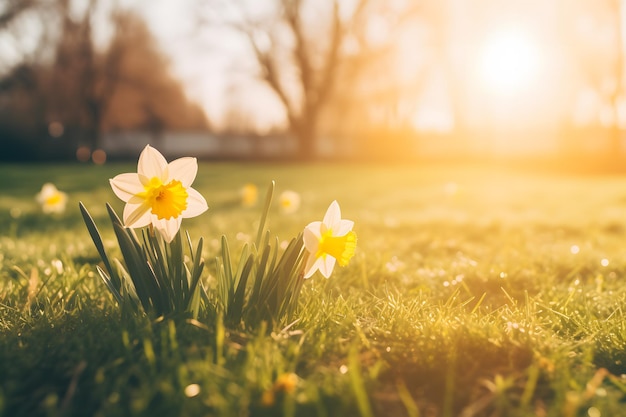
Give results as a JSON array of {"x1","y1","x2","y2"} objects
[{"x1": 3, "y1": 161, "x2": 626, "y2": 416}]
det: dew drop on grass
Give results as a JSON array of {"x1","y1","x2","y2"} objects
[
  {"x1": 386, "y1": 346, "x2": 391, "y2": 352},
  {"x1": 499, "y1": 272, "x2": 507, "y2": 279},
  {"x1": 51, "y1": 259, "x2": 63, "y2": 274},
  {"x1": 588, "y1": 406, "x2": 601, "y2": 417},
  {"x1": 236, "y1": 232, "x2": 250, "y2": 241},
  {"x1": 184, "y1": 384, "x2": 200, "y2": 397},
  {"x1": 339, "y1": 365, "x2": 348, "y2": 374}
]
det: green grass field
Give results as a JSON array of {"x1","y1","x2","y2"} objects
[{"x1": 3, "y1": 161, "x2": 626, "y2": 417}]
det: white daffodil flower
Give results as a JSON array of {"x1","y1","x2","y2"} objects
[
  {"x1": 303, "y1": 200, "x2": 357, "y2": 278},
  {"x1": 36, "y1": 183, "x2": 68, "y2": 214},
  {"x1": 279, "y1": 190, "x2": 301, "y2": 214},
  {"x1": 109, "y1": 145, "x2": 208, "y2": 242}
]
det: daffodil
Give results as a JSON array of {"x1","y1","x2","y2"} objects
[
  {"x1": 36, "y1": 183, "x2": 68, "y2": 214},
  {"x1": 109, "y1": 145, "x2": 208, "y2": 242},
  {"x1": 279, "y1": 190, "x2": 300, "y2": 214},
  {"x1": 303, "y1": 200, "x2": 357, "y2": 278},
  {"x1": 241, "y1": 183, "x2": 259, "y2": 207},
  {"x1": 273, "y1": 373, "x2": 298, "y2": 393}
]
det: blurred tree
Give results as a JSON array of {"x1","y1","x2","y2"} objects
[
  {"x1": 604, "y1": 0, "x2": 624, "y2": 159},
  {"x1": 0, "y1": 1, "x2": 208, "y2": 161},
  {"x1": 48, "y1": 0, "x2": 104, "y2": 151},
  {"x1": 100, "y1": 12, "x2": 209, "y2": 136},
  {"x1": 317, "y1": 1, "x2": 427, "y2": 158},
  {"x1": 560, "y1": 0, "x2": 626, "y2": 160},
  {"x1": 200, "y1": 0, "x2": 428, "y2": 160},
  {"x1": 0, "y1": 0, "x2": 37, "y2": 28},
  {"x1": 0, "y1": 64, "x2": 51, "y2": 160},
  {"x1": 200, "y1": 0, "x2": 364, "y2": 160}
]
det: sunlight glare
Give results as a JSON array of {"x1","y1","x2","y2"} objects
[{"x1": 478, "y1": 28, "x2": 540, "y2": 95}]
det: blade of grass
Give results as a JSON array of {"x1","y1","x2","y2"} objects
[
  {"x1": 79, "y1": 202, "x2": 120, "y2": 289},
  {"x1": 255, "y1": 181, "x2": 275, "y2": 248}
]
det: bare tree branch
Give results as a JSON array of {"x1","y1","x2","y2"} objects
[{"x1": 0, "y1": 0, "x2": 36, "y2": 29}]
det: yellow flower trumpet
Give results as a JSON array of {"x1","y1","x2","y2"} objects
[{"x1": 303, "y1": 200, "x2": 356, "y2": 278}]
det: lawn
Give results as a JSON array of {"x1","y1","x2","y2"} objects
[{"x1": 2, "y1": 160, "x2": 626, "y2": 417}]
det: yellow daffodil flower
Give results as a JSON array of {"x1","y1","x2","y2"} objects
[
  {"x1": 279, "y1": 190, "x2": 301, "y2": 214},
  {"x1": 303, "y1": 200, "x2": 356, "y2": 278},
  {"x1": 260, "y1": 373, "x2": 299, "y2": 407},
  {"x1": 109, "y1": 145, "x2": 208, "y2": 242},
  {"x1": 274, "y1": 373, "x2": 298, "y2": 393},
  {"x1": 36, "y1": 183, "x2": 68, "y2": 214},
  {"x1": 241, "y1": 183, "x2": 259, "y2": 207}
]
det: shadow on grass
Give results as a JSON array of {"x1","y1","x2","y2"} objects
[{"x1": 373, "y1": 333, "x2": 535, "y2": 416}]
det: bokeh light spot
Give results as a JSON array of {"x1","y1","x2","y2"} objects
[
  {"x1": 48, "y1": 122, "x2": 64, "y2": 138},
  {"x1": 76, "y1": 146, "x2": 91, "y2": 162},
  {"x1": 184, "y1": 384, "x2": 200, "y2": 397},
  {"x1": 92, "y1": 149, "x2": 107, "y2": 165}
]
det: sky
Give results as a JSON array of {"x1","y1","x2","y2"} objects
[{"x1": 128, "y1": 0, "x2": 284, "y2": 131}]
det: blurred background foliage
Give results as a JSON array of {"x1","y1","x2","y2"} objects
[
  {"x1": 0, "y1": 0, "x2": 207, "y2": 161},
  {"x1": 1, "y1": 0, "x2": 626, "y2": 166}
]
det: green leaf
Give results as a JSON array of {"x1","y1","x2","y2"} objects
[
  {"x1": 111, "y1": 220, "x2": 161, "y2": 315},
  {"x1": 187, "y1": 238, "x2": 204, "y2": 301},
  {"x1": 255, "y1": 181, "x2": 275, "y2": 248},
  {"x1": 228, "y1": 255, "x2": 254, "y2": 325},
  {"x1": 79, "y1": 202, "x2": 120, "y2": 290},
  {"x1": 221, "y1": 236, "x2": 234, "y2": 300},
  {"x1": 95, "y1": 265, "x2": 123, "y2": 305}
]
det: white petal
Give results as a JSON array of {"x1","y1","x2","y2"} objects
[
  {"x1": 137, "y1": 145, "x2": 168, "y2": 184},
  {"x1": 335, "y1": 219, "x2": 354, "y2": 236},
  {"x1": 319, "y1": 256, "x2": 336, "y2": 278},
  {"x1": 41, "y1": 183, "x2": 57, "y2": 196},
  {"x1": 304, "y1": 255, "x2": 322, "y2": 279},
  {"x1": 168, "y1": 157, "x2": 198, "y2": 187},
  {"x1": 37, "y1": 183, "x2": 55, "y2": 203},
  {"x1": 181, "y1": 187, "x2": 208, "y2": 218},
  {"x1": 303, "y1": 223, "x2": 321, "y2": 253},
  {"x1": 110, "y1": 173, "x2": 143, "y2": 202},
  {"x1": 153, "y1": 216, "x2": 182, "y2": 243},
  {"x1": 123, "y1": 202, "x2": 152, "y2": 228},
  {"x1": 322, "y1": 200, "x2": 342, "y2": 230}
]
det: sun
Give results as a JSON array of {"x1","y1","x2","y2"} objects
[{"x1": 478, "y1": 28, "x2": 540, "y2": 95}]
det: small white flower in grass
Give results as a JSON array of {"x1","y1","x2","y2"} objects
[
  {"x1": 279, "y1": 190, "x2": 301, "y2": 214},
  {"x1": 109, "y1": 145, "x2": 208, "y2": 242},
  {"x1": 36, "y1": 183, "x2": 68, "y2": 214},
  {"x1": 303, "y1": 200, "x2": 357, "y2": 278}
]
